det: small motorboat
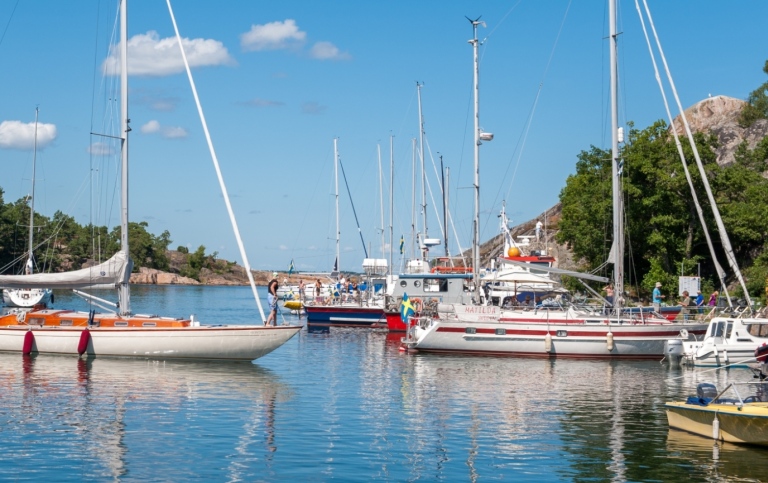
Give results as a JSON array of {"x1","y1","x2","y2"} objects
[{"x1": 665, "y1": 346, "x2": 768, "y2": 445}]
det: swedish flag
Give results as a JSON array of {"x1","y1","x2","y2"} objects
[
  {"x1": 399, "y1": 235, "x2": 404, "y2": 255},
  {"x1": 400, "y1": 292, "x2": 415, "y2": 323},
  {"x1": 288, "y1": 259, "x2": 295, "y2": 275}
]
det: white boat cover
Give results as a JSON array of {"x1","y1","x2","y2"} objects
[{"x1": 0, "y1": 251, "x2": 132, "y2": 290}]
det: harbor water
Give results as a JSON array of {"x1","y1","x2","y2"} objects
[{"x1": 1, "y1": 285, "x2": 767, "y2": 481}]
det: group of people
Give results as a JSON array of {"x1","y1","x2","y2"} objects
[{"x1": 652, "y1": 281, "x2": 721, "y2": 316}]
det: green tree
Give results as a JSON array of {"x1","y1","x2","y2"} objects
[{"x1": 738, "y1": 60, "x2": 768, "y2": 127}]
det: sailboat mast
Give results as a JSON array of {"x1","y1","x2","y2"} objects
[
  {"x1": 378, "y1": 143, "x2": 385, "y2": 259},
  {"x1": 470, "y1": 18, "x2": 481, "y2": 299},
  {"x1": 119, "y1": 0, "x2": 131, "y2": 316},
  {"x1": 26, "y1": 108, "x2": 39, "y2": 273},
  {"x1": 389, "y1": 134, "x2": 394, "y2": 272},
  {"x1": 417, "y1": 82, "x2": 428, "y2": 244},
  {"x1": 609, "y1": 0, "x2": 624, "y2": 310},
  {"x1": 334, "y1": 138, "x2": 340, "y2": 274}
]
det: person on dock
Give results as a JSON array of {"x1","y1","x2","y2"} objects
[
  {"x1": 680, "y1": 290, "x2": 691, "y2": 317},
  {"x1": 708, "y1": 290, "x2": 719, "y2": 307},
  {"x1": 652, "y1": 282, "x2": 665, "y2": 313},
  {"x1": 695, "y1": 290, "x2": 704, "y2": 307},
  {"x1": 266, "y1": 273, "x2": 279, "y2": 326}
]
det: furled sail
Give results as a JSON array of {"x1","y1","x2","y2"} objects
[{"x1": 0, "y1": 251, "x2": 131, "y2": 290}]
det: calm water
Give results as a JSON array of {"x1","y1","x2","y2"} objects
[{"x1": 1, "y1": 285, "x2": 767, "y2": 482}]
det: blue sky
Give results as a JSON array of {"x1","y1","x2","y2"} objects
[{"x1": 1, "y1": 1, "x2": 766, "y2": 273}]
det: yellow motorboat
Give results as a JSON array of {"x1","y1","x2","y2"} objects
[{"x1": 666, "y1": 354, "x2": 768, "y2": 446}]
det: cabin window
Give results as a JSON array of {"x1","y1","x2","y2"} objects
[
  {"x1": 423, "y1": 278, "x2": 448, "y2": 293},
  {"x1": 495, "y1": 328, "x2": 506, "y2": 335},
  {"x1": 725, "y1": 321, "x2": 734, "y2": 339},
  {"x1": 465, "y1": 327, "x2": 477, "y2": 334},
  {"x1": 142, "y1": 322, "x2": 157, "y2": 327},
  {"x1": 28, "y1": 317, "x2": 44, "y2": 325},
  {"x1": 59, "y1": 320, "x2": 73, "y2": 326},
  {"x1": 114, "y1": 321, "x2": 128, "y2": 327},
  {"x1": 714, "y1": 322, "x2": 725, "y2": 337},
  {"x1": 751, "y1": 324, "x2": 768, "y2": 337},
  {"x1": 557, "y1": 330, "x2": 568, "y2": 337}
]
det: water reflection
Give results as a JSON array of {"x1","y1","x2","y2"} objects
[{"x1": 0, "y1": 353, "x2": 291, "y2": 481}]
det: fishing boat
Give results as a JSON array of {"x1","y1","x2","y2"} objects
[
  {"x1": 0, "y1": 0, "x2": 300, "y2": 361},
  {"x1": 403, "y1": 5, "x2": 708, "y2": 358},
  {"x1": 2, "y1": 108, "x2": 53, "y2": 309},
  {"x1": 665, "y1": 348, "x2": 768, "y2": 446}
]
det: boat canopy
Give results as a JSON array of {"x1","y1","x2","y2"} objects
[
  {"x1": 0, "y1": 250, "x2": 132, "y2": 290},
  {"x1": 499, "y1": 258, "x2": 610, "y2": 283}
]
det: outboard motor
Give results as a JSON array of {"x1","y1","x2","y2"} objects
[
  {"x1": 664, "y1": 339, "x2": 684, "y2": 365},
  {"x1": 697, "y1": 383, "x2": 718, "y2": 400}
]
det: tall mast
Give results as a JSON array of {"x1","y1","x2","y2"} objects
[
  {"x1": 417, "y1": 82, "x2": 428, "y2": 246},
  {"x1": 411, "y1": 138, "x2": 417, "y2": 260},
  {"x1": 334, "y1": 138, "x2": 340, "y2": 275},
  {"x1": 27, "y1": 108, "x2": 40, "y2": 273},
  {"x1": 470, "y1": 18, "x2": 482, "y2": 300},
  {"x1": 389, "y1": 135, "x2": 394, "y2": 272},
  {"x1": 609, "y1": 0, "x2": 623, "y2": 311},
  {"x1": 378, "y1": 143, "x2": 385, "y2": 259},
  {"x1": 119, "y1": 0, "x2": 131, "y2": 315},
  {"x1": 441, "y1": 157, "x2": 449, "y2": 257}
]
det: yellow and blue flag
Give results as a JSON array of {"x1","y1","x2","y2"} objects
[
  {"x1": 288, "y1": 259, "x2": 295, "y2": 275},
  {"x1": 399, "y1": 235, "x2": 404, "y2": 255},
  {"x1": 400, "y1": 292, "x2": 415, "y2": 323}
]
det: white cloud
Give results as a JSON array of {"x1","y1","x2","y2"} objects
[
  {"x1": 309, "y1": 41, "x2": 351, "y2": 61},
  {"x1": 238, "y1": 98, "x2": 284, "y2": 108},
  {"x1": 279, "y1": 245, "x2": 289, "y2": 251},
  {"x1": 240, "y1": 19, "x2": 306, "y2": 52},
  {"x1": 141, "y1": 120, "x2": 187, "y2": 139},
  {"x1": 141, "y1": 120, "x2": 161, "y2": 133},
  {"x1": 0, "y1": 120, "x2": 57, "y2": 150},
  {"x1": 102, "y1": 31, "x2": 235, "y2": 77},
  {"x1": 88, "y1": 141, "x2": 116, "y2": 156}
]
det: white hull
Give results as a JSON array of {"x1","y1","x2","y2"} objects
[
  {"x1": 409, "y1": 306, "x2": 707, "y2": 358},
  {"x1": 3, "y1": 288, "x2": 52, "y2": 308},
  {"x1": 679, "y1": 316, "x2": 768, "y2": 367},
  {"x1": 0, "y1": 325, "x2": 301, "y2": 361}
]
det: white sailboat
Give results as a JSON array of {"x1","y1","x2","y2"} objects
[
  {"x1": 403, "y1": 6, "x2": 708, "y2": 358},
  {"x1": 2, "y1": 108, "x2": 53, "y2": 309},
  {"x1": 0, "y1": 0, "x2": 301, "y2": 361}
]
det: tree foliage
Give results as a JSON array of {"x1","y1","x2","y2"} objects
[
  {"x1": 738, "y1": 59, "x2": 768, "y2": 127},
  {"x1": 557, "y1": 119, "x2": 768, "y2": 301}
]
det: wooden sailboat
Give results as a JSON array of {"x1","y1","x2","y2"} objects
[
  {"x1": 2, "y1": 108, "x2": 53, "y2": 309},
  {"x1": 0, "y1": 0, "x2": 300, "y2": 361}
]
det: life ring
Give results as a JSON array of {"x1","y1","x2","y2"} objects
[{"x1": 411, "y1": 297, "x2": 423, "y2": 313}]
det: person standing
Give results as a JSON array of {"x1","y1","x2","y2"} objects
[
  {"x1": 680, "y1": 290, "x2": 691, "y2": 317},
  {"x1": 695, "y1": 290, "x2": 704, "y2": 307},
  {"x1": 315, "y1": 279, "x2": 322, "y2": 298},
  {"x1": 298, "y1": 279, "x2": 306, "y2": 300},
  {"x1": 266, "y1": 274, "x2": 279, "y2": 326},
  {"x1": 652, "y1": 282, "x2": 665, "y2": 313},
  {"x1": 708, "y1": 290, "x2": 719, "y2": 307}
]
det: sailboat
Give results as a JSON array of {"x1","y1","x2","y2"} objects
[
  {"x1": 304, "y1": 138, "x2": 388, "y2": 328},
  {"x1": 0, "y1": 0, "x2": 301, "y2": 361},
  {"x1": 2, "y1": 108, "x2": 53, "y2": 309},
  {"x1": 402, "y1": 5, "x2": 708, "y2": 358}
]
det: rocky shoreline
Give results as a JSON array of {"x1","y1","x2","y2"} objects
[{"x1": 129, "y1": 266, "x2": 312, "y2": 287}]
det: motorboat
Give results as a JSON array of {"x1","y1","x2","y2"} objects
[{"x1": 665, "y1": 347, "x2": 768, "y2": 445}]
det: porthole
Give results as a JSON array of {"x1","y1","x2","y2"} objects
[{"x1": 400, "y1": 280, "x2": 407, "y2": 288}]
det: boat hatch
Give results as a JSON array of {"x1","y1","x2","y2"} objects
[
  {"x1": 465, "y1": 327, "x2": 477, "y2": 334},
  {"x1": 59, "y1": 320, "x2": 73, "y2": 326},
  {"x1": 142, "y1": 322, "x2": 157, "y2": 327},
  {"x1": 114, "y1": 321, "x2": 128, "y2": 327},
  {"x1": 495, "y1": 328, "x2": 506, "y2": 335}
]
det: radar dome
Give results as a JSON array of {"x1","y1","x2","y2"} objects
[{"x1": 507, "y1": 247, "x2": 521, "y2": 258}]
